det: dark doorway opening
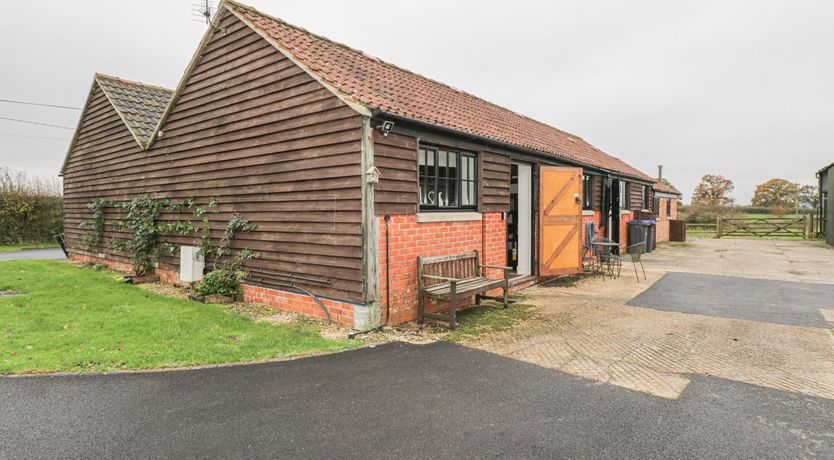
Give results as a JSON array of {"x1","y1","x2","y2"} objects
[
  {"x1": 507, "y1": 164, "x2": 519, "y2": 271},
  {"x1": 507, "y1": 162, "x2": 532, "y2": 275}
]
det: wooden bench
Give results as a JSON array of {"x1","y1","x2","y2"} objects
[{"x1": 417, "y1": 250, "x2": 511, "y2": 329}]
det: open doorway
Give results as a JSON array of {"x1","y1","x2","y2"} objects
[{"x1": 507, "y1": 162, "x2": 532, "y2": 275}]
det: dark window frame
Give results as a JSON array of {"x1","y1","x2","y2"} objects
[
  {"x1": 642, "y1": 185, "x2": 650, "y2": 210},
  {"x1": 582, "y1": 174, "x2": 594, "y2": 210},
  {"x1": 666, "y1": 198, "x2": 672, "y2": 217},
  {"x1": 418, "y1": 145, "x2": 478, "y2": 211}
]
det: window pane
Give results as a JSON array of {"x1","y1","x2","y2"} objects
[
  {"x1": 446, "y1": 179, "x2": 459, "y2": 207},
  {"x1": 419, "y1": 148, "x2": 437, "y2": 206},
  {"x1": 437, "y1": 176, "x2": 448, "y2": 207},
  {"x1": 468, "y1": 181, "x2": 475, "y2": 206},
  {"x1": 467, "y1": 156, "x2": 476, "y2": 181},
  {"x1": 447, "y1": 151, "x2": 458, "y2": 188}
]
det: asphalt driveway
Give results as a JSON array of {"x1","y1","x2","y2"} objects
[
  {"x1": 628, "y1": 272, "x2": 834, "y2": 328},
  {"x1": 2, "y1": 342, "x2": 833, "y2": 459},
  {"x1": 0, "y1": 248, "x2": 65, "y2": 261}
]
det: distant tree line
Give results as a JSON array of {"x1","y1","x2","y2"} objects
[
  {"x1": 0, "y1": 166, "x2": 63, "y2": 245},
  {"x1": 682, "y1": 174, "x2": 818, "y2": 223}
]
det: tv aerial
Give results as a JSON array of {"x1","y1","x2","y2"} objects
[{"x1": 191, "y1": 0, "x2": 217, "y2": 25}]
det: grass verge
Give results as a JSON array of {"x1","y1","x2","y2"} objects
[
  {"x1": 0, "y1": 243, "x2": 59, "y2": 253},
  {"x1": 0, "y1": 260, "x2": 356, "y2": 374},
  {"x1": 443, "y1": 301, "x2": 537, "y2": 343}
]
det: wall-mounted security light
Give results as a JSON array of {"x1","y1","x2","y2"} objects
[{"x1": 376, "y1": 120, "x2": 394, "y2": 137}]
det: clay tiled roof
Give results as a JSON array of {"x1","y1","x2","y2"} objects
[
  {"x1": 654, "y1": 181, "x2": 681, "y2": 195},
  {"x1": 226, "y1": 1, "x2": 653, "y2": 181},
  {"x1": 95, "y1": 73, "x2": 173, "y2": 148}
]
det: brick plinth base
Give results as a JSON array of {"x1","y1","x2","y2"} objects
[
  {"x1": 240, "y1": 284, "x2": 357, "y2": 326},
  {"x1": 70, "y1": 253, "x2": 179, "y2": 284},
  {"x1": 70, "y1": 253, "x2": 360, "y2": 327}
]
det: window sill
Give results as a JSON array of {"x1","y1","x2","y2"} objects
[
  {"x1": 582, "y1": 210, "x2": 596, "y2": 216},
  {"x1": 620, "y1": 210, "x2": 632, "y2": 215},
  {"x1": 416, "y1": 212, "x2": 482, "y2": 223}
]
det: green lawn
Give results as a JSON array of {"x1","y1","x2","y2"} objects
[
  {"x1": 0, "y1": 243, "x2": 59, "y2": 252},
  {"x1": 0, "y1": 260, "x2": 356, "y2": 374}
]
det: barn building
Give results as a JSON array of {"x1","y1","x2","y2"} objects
[{"x1": 62, "y1": 0, "x2": 664, "y2": 328}]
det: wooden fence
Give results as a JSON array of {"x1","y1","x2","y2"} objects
[
  {"x1": 717, "y1": 216, "x2": 808, "y2": 239},
  {"x1": 685, "y1": 222, "x2": 718, "y2": 237}
]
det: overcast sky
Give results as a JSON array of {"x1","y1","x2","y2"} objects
[{"x1": 1, "y1": 0, "x2": 832, "y2": 203}]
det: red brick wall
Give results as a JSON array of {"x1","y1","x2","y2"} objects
[
  {"x1": 378, "y1": 213, "x2": 507, "y2": 325},
  {"x1": 619, "y1": 212, "x2": 633, "y2": 251},
  {"x1": 581, "y1": 211, "x2": 602, "y2": 245},
  {"x1": 241, "y1": 284, "x2": 356, "y2": 326},
  {"x1": 654, "y1": 197, "x2": 679, "y2": 243}
]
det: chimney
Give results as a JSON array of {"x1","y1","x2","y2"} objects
[{"x1": 657, "y1": 165, "x2": 663, "y2": 181}]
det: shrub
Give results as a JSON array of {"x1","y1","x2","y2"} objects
[
  {"x1": 0, "y1": 167, "x2": 62, "y2": 245},
  {"x1": 194, "y1": 269, "x2": 239, "y2": 296}
]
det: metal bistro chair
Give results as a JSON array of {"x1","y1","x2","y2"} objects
[
  {"x1": 582, "y1": 221, "x2": 600, "y2": 276},
  {"x1": 616, "y1": 241, "x2": 647, "y2": 282}
]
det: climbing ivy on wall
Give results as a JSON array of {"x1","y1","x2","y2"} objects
[
  {"x1": 81, "y1": 198, "x2": 110, "y2": 252},
  {"x1": 81, "y1": 196, "x2": 257, "y2": 282}
]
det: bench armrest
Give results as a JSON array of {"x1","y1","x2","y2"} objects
[
  {"x1": 480, "y1": 264, "x2": 513, "y2": 271},
  {"x1": 421, "y1": 274, "x2": 461, "y2": 282}
]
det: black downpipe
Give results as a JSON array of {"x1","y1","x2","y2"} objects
[{"x1": 382, "y1": 214, "x2": 391, "y2": 327}]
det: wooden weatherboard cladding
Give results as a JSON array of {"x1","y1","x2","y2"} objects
[
  {"x1": 62, "y1": 12, "x2": 365, "y2": 303},
  {"x1": 372, "y1": 130, "x2": 510, "y2": 215},
  {"x1": 480, "y1": 152, "x2": 511, "y2": 213},
  {"x1": 628, "y1": 182, "x2": 653, "y2": 211}
]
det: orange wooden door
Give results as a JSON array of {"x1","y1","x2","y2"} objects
[{"x1": 539, "y1": 166, "x2": 583, "y2": 276}]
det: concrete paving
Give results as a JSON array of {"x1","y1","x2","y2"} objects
[
  {"x1": 628, "y1": 272, "x2": 834, "y2": 328},
  {"x1": 647, "y1": 238, "x2": 834, "y2": 284},
  {"x1": 0, "y1": 248, "x2": 66, "y2": 261},
  {"x1": 461, "y1": 239, "x2": 834, "y2": 400},
  {"x1": 2, "y1": 342, "x2": 833, "y2": 459}
]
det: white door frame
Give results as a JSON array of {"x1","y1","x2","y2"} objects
[{"x1": 514, "y1": 162, "x2": 533, "y2": 275}]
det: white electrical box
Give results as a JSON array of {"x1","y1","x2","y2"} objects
[{"x1": 179, "y1": 246, "x2": 205, "y2": 283}]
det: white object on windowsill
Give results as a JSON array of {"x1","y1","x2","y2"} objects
[
  {"x1": 416, "y1": 212, "x2": 482, "y2": 223},
  {"x1": 582, "y1": 210, "x2": 596, "y2": 216}
]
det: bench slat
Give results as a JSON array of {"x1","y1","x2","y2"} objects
[
  {"x1": 423, "y1": 277, "x2": 503, "y2": 297},
  {"x1": 420, "y1": 251, "x2": 478, "y2": 265}
]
